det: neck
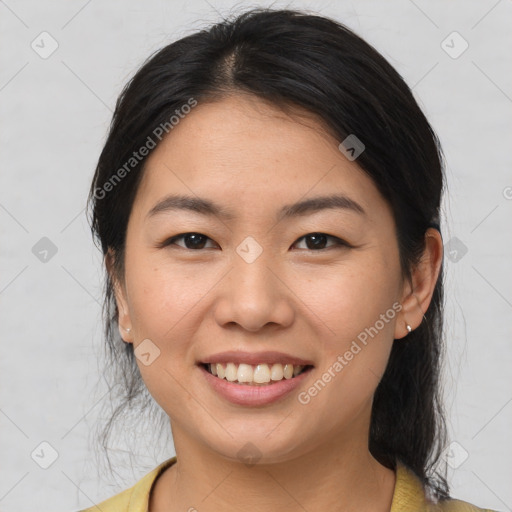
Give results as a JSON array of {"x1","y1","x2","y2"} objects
[{"x1": 150, "y1": 426, "x2": 396, "y2": 512}]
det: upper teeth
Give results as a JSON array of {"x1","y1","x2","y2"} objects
[{"x1": 209, "y1": 362, "x2": 305, "y2": 384}]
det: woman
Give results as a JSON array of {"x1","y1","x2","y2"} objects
[{"x1": 80, "y1": 7, "x2": 497, "y2": 512}]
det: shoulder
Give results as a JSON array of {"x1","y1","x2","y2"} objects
[
  {"x1": 73, "y1": 456, "x2": 177, "y2": 512},
  {"x1": 392, "y1": 460, "x2": 499, "y2": 512},
  {"x1": 76, "y1": 486, "x2": 133, "y2": 512},
  {"x1": 428, "y1": 498, "x2": 500, "y2": 512}
]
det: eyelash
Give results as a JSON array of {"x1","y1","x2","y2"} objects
[{"x1": 159, "y1": 232, "x2": 351, "y2": 252}]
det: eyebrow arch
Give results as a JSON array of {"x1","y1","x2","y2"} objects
[{"x1": 145, "y1": 193, "x2": 366, "y2": 222}]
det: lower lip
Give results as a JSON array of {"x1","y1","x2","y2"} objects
[{"x1": 199, "y1": 364, "x2": 313, "y2": 406}]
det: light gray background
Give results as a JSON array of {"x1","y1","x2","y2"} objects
[{"x1": 1, "y1": 1, "x2": 511, "y2": 511}]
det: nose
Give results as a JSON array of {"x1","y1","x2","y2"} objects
[{"x1": 213, "y1": 251, "x2": 295, "y2": 333}]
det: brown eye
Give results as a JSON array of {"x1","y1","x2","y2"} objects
[
  {"x1": 293, "y1": 233, "x2": 348, "y2": 251},
  {"x1": 164, "y1": 233, "x2": 217, "y2": 250}
]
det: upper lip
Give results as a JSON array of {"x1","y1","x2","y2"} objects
[{"x1": 199, "y1": 350, "x2": 314, "y2": 367}]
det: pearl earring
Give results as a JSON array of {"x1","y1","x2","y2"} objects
[
  {"x1": 406, "y1": 324, "x2": 412, "y2": 333},
  {"x1": 123, "y1": 326, "x2": 131, "y2": 333}
]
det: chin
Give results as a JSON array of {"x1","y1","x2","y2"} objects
[{"x1": 204, "y1": 430, "x2": 313, "y2": 466}]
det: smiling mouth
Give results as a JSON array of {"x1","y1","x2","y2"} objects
[{"x1": 200, "y1": 362, "x2": 314, "y2": 386}]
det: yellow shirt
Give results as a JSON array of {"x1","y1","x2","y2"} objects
[{"x1": 77, "y1": 457, "x2": 497, "y2": 512}]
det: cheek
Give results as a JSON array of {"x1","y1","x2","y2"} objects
[
  {"x1": 294, "y1": 259, "x2": 399, "y2": 390},
  {"x1": 122, "y1": 272, "x2": 199, "y2": 407},
  {"x1": 128, "y1": 260, "x2": 209, "y2": 334},
  {"x1": 295, "y1": 258, "x2": 399, "y2": 334},
  {"x1": 125, "y1": 263, "x2": 207, "y2": 408}
]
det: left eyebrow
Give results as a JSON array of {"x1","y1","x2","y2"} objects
[
  {"x1": 277, "y1": 194, "x2": 366, "y2": 221},
  {"x1": 145, "y1": 193, "x2": 367, "y2": 222}
]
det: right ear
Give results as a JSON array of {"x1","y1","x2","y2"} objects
[{"x1": 105, "y1": 248, "x2": 133, "y2": 343}]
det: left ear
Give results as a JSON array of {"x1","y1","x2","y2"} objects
[{"x1": 395, "y1": 228, "x2": 443, "y2": 339}]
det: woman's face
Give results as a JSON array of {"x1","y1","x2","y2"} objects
[{"x1": 113, "y1": 94, "x2": 413, "y2": 463}]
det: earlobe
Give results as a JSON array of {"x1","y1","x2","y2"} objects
[
  {"x1": 395, "y1": 228, "x2": 443, "y2": 340},
  {"x1": 118, "y1": 324, "x2": 133, "y2": 343}
]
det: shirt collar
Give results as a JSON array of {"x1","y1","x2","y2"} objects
[
  {"x1": 128, "y1": 456, "x2": 177, "y2": 511},
  {"x1": 390, "y1": 460, "x2": 431, "y2": 511}
]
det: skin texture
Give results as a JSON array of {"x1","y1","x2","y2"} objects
[{"x1": 108, "y1": 94, "x2": 443, "y2": 512}]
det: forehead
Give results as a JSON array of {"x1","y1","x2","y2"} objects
[{"x1": 131, "y1": 94, "x2": 389, "y2": 224}]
